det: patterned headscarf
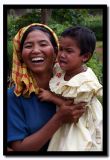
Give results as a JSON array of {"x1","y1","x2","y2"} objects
[{"x1": 12, "y1": 23, "x2": 59, "y2": 97}]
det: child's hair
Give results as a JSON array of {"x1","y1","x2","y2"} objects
[{"x1": 61, "y1": 26, "x2": 96, "y2": 60}]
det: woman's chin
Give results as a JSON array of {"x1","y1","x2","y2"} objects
[{"x1": 31, "y1": 66, "x2": 50, "y2": 74}]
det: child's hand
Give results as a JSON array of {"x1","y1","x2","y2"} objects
[{"x1": 38, "y1": 88, "x2": 52, "y2": 102}]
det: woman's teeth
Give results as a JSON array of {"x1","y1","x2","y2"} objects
[{"x1": 31, "y1": 57, "x2": 44, "y2": 63}]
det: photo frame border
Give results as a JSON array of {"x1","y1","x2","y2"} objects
[{"x1": 3, "y1": 4, "x2": 108, "y2": 156}]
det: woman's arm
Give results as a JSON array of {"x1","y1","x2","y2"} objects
[
  {"x1": 7, "y1": 147, "x2": 14, "y2": 152},
  {"x1": 10, "y1": 102, "x2": 85, "y2": 151}
]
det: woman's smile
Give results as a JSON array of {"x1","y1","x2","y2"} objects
[
  {"x1": 30, "y1": 56, "x2": 45, "y2": 65},
  {"x1": 31, "y1": 57, "x2": 45, "y2": 63}
]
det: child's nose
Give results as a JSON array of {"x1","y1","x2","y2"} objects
[{"x1": 60, "y1": 51, "x2": 66, "y2": 58}]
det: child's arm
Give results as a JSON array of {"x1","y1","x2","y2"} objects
[
  {"x1": 38, "y1": 88, "x2": 72, "y2": 107},
  {"x1": 38, "y1": 88, "x2": 86, "y2": 124}
]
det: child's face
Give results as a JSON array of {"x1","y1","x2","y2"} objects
[{"x1": 58, "y1": 37, "x2": 85, "y2": 73}]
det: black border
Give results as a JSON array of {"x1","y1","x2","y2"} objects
[{"x1": 3, "y1": 4, "x2": 108, "y2": 157}]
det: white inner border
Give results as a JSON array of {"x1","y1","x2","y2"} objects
[{"x1": 0, "y1": 0, "x2": 109, "y2": 159}]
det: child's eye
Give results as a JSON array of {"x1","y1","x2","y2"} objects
[
  {"x1": 40, "y1": 43, "x2": 48, "y2": 47},
  {"x1": 59, "y1": 47, "x2": 63, "y2": 51},
  {"x1": 66, "y1": 49, "x2": 73, "y2": 53}
]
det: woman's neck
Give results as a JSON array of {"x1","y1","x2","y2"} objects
[
  {"x1": 33, "y1": 72, "x2": 53, "y2": 90},
  {"x1": 64, "y1": 65, "x2": 87, "y2": 81}
]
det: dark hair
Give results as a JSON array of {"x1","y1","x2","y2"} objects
[
  {"x1": 61, "y1": 26, "x2": 96, "y2": 57},
  {"x1": 20, "y1": 25, "x2": 58, "y2": 54}
]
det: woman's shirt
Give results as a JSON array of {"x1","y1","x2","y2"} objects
[{"x1": 7, "y1": 87, "x2": 56, "y2": 151}]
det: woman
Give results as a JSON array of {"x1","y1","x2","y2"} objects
[{"x1": 7, "y1": 23, "x2": 85, "y2": 151}]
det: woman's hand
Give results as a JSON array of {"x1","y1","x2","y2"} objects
[
  {"x1": 56, "y1": 102, "x2": 86, "y2": 125},
  {"x1": 7, "y1": 147, "x2": 14, "y2": 152}
]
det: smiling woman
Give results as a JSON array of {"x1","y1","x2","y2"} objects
[
  {"x1": 7, "y1": 23, "x2": 85, "y2": 152},
  {"x1": 21, "y1": 30, "x2": 56, "y2": 78},
  {"x1": 12, "y1": 23, "x2": 58, "y2": 96}
]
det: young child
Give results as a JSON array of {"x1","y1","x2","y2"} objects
[{"x1": 38, "y1": 26, "x2": 103, "y2": 151}]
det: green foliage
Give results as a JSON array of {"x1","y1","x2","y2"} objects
[
  {"x1": 87, "y1": 52, "x2": 103, "y2": 85},
  {"x1": 8, "y1": 9, "x2": 41, "y2": 41},
  {"x1": 7, "y1": 40, "x2": 13, "y2": 74},
  {"x1": 51, "y1": 9, "x2": 87, "y2": 26},
  {"x1": 70, "y1": 9, "x2": 88, "y2": 26},
  {"x1": 14, "y1": 9, "x2": 40, "y2": 32},
  {"x1": 7, "y1": 16, "x2": 17, "y2": 41},
  {"x1": 87, "y1": 9, "x2": 103, "y2": 15},
  {"x1": 81, "y1": 15, "x2": 103, "y2": 41},
  {"x1": 51, "y1": 9, "x2": 102, "y2": 41},
  {"x1": 8, "y1": 9, "x2": 103, "y2": 41},
  {"x1": 96, "y1": 41, "x2": 103, "y2": 48},
  {"x1": 48, "y1": 20, "x2": 70, "y2": 37}
]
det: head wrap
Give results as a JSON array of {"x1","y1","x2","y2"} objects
[{"x1": 12, "y1": 23, "x2": 59, "y2": 97}]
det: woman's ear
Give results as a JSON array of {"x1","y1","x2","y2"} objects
[{"x1": 82, "y1": 53, "x2": 92, "y2": 63}]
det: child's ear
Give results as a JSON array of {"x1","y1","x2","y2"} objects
[{"x1": 82, "y1": 53, "x2": 92, "y2": 63}]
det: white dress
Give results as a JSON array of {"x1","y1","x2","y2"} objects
[{"x1": 48, "y1": 63, "x2": 103, "y2": 151}]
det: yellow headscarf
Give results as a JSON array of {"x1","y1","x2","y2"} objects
[{"x1": 12, "y1": 23, "x2": 59, "y2": 97}]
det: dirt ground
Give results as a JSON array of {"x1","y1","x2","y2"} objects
[{"x1": 95, "y1": 47, "x2": 103, "y2": 63}]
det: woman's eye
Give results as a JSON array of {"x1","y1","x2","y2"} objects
[
  {"x1": 24, "y1": 45, "x2": 32, "y2": 48},
  {"x1": 68, "y1": 50, "x2": 72, "y2": 53}
]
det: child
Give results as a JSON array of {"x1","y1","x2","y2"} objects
[{"x1": 38, "y1": 26, "x2": 103, "y2": 151}]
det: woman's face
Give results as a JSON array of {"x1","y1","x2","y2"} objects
[{"x1": 22, "y1": 30, "x2": 56, "y2": 74}]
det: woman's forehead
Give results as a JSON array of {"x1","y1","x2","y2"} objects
[{"x1": 24, "y1": 30, "x2": 51, "y2": 42}]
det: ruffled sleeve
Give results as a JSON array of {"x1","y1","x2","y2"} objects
[{"x1": 49, "y1": 67, "x2": 102, "y2": 103}]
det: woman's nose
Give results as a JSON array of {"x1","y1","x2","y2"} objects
[{"x1": 32, "y1": 45, "x2": 41, "y2": 54}]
